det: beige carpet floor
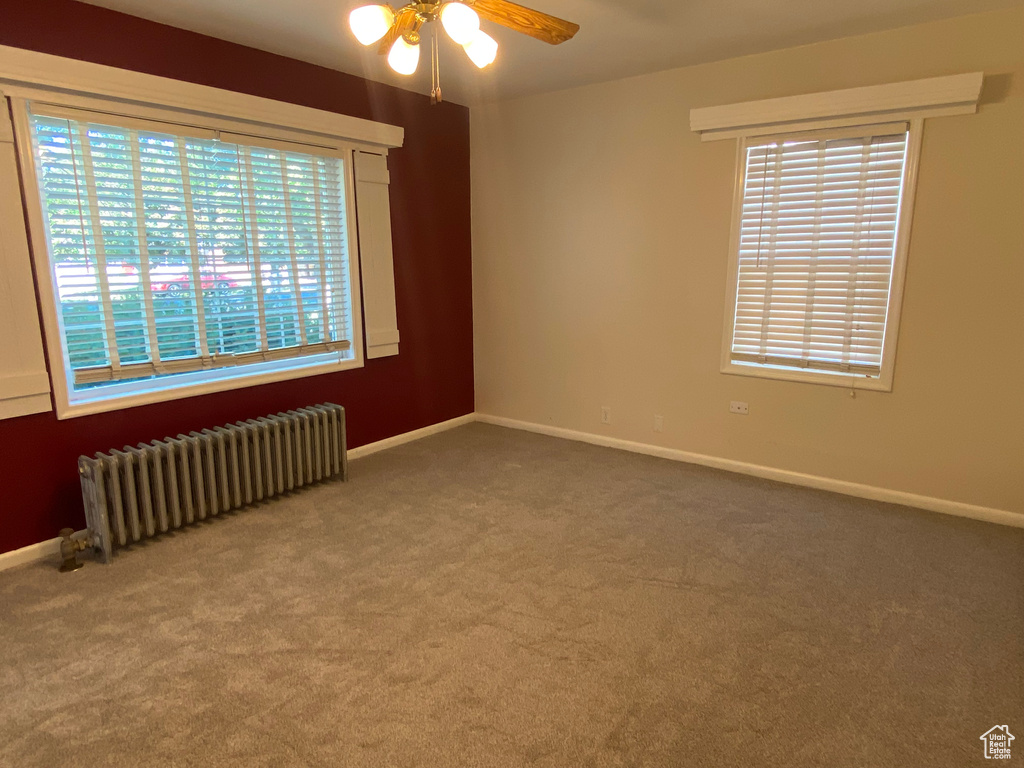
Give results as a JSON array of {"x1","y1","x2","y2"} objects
[{"x1": 1, "y1": 423, "x2": 1021, "y2": 767}]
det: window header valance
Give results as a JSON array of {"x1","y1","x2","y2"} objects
[
  {"x1": 0, "y1": 44, "x2": 404, "y2": 150},
  {"x1": 689, "y1": 72, "x2": 983, "y2": 142}
]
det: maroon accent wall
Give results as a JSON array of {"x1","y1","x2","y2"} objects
[{"x1": 0, "y1": 0, "x2": 474, "y2": 554}]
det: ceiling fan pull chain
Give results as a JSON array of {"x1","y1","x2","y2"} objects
[{"x1": 430, "y1": 27, "x2": 443, "y2": 104}]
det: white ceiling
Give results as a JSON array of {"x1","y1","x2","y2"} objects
[{"x1": 76, "y1": 0, "x2": 1022, "y2": 105}]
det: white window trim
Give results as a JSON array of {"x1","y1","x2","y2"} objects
[
  {"x1": 0, "y1": 44, "x2": 403, "y2": 149},
  {"x1": 0, "y1": 44, "x2": 404, "y2": 420},
  {"x1": 13, "y1": 98, "x2": 367, "y2": 419},
  {"x1": 689, "y1": 72, "x2": 982, "y2": 142},
  {"x1": 354, "y1": 150, "x2": 401, "y2": 360},
  {"x1": 718, "y1": 119, "x2": 924, "y2": 392},
  {"x1": 692, "y1": 72, "x2": 984, "y2": 392},
  {"x1": 0, "y1": 92, "x2": 51, "y2": 419}
]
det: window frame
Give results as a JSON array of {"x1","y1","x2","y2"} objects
[
  {"x1": 7, "y1": 88, "x2": 378, "y2": 419},
  {"x1": 719, "y1": 118, "x2": 924, "y2": 392}
]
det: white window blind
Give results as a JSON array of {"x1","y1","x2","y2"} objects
[
  {"x1": 729, "y1": 125, "x2": 910, "y2": 377},
  {"x1": 27, "y1": 105, "x2": 354, "y2": 390}
]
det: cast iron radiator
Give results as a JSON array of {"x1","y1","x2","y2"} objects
[{"x1": 77, "y1": 403, "x2": 347, "y2": 563}]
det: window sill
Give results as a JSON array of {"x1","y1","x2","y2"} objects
[
  {"x1": 57, "y1": 354, "x2": 363, "y2": 420},
  {"x1": 720, "y1": 361, "x2": 893, "y2": 392}
]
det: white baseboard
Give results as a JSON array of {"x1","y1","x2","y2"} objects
[
  {"x1": 4, "y1": 408, "x2": 1017, "y2": 572},
  {"x1": 0, "y1": 529, "x2": 89, "y2": 574},
  {"x1": 347, "y1": 413, "x2": 477, "y2": 460},
  {"x1": 0, "y1": 537, "x2": 61, "y2": 573},
  {"x1": 476, "y1": 413, "x2": 1024, "y2": 529}
]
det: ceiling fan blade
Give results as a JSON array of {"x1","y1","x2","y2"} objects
[
  {"x1": 470, "y1": 0, "x2": 579, "y2": 45},
  {"x1": 377, "y1": 7, "x2": 420, "y2": 55}
]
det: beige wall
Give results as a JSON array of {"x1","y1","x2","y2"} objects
[{"x1": 471, "y1": 8, "x2": 1024, "y2": 514}]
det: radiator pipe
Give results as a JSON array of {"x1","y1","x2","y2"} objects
[{"x1": 58, "y1": 529, "x2": 94, "y2": 572}]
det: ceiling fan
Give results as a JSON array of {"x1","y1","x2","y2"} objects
[{"x1": 349, "y1": 0, "x2": 579, "y2": 101}]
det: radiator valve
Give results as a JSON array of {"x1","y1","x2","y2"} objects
[{"x1": 58, "y1": 528, "x2": 91, "y2": 573}]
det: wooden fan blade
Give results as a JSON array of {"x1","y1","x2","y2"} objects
[
  {"x1": 470, "y1": 0, "x2": 579, "y2": 45},
  {"x1": 377, "y1": 7, "x2": 420, "y2": 55}
]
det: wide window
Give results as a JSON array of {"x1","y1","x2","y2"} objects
[
  {"x1": 722, "y1": 122, "x2": 921, "y2": 389},
  {"x1": 0, "y1": 46, "x2": 404, "y2": 421},
  {"x1": 19, "y1": 103, "x2": 366, "y2": 413}
]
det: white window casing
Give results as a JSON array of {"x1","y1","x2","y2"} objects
[
  {"x1": 0, "y1": 95, "x2": 51, "y2": 420},
  {"x1": 0, "y1": 44, "x2": 404, "y2": 419},
  {"x1": 722, "y1": 121, "x2": 922, "y2": 389},
  {"x1": 689, "y1": 72, "x2": 983, "y2": 142},
  {"x1": 0, "y1": 45, "x2": 402, "y2": 150},
  {"x1": 692, "y1": 73, "x2": 982, "y2": 391},
  {"x1": 354, "y1": 150, "x2": 400, "y2": 359}
]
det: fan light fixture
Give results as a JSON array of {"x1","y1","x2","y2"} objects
[
  {"x1": 462, "y1": 29, "x2": 497, "y2": 68},
  {"x1": 439, "y1": 2, "x2": 480, "y2": 45},
  {"x1": 348, "y1": 1, "x2": 578, "y2": 100},
  {"x1": 349, "y1": 4, "x2": 395, "y2": 45},
  {"x1": 387, "y1": 33, "x2": 421, "y2": 75}
]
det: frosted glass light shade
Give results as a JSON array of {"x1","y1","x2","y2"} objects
[
  {"x1": 462, "y1": 29, "x2": 497, "y2": 68},
  {"x1": 349, "y1": 5, "x2": 395, "y2": 46},
  {"x1": 388, "y1": 36, "x2": 421, "y2": 75},
  {"x1": 440, "y1": 2, "x2": 480, "y2": 45}
]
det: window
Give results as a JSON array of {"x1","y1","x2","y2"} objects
[
  {"x1": 721, "y1": 122, "x2": 921, "y2": 389},
  {"x1": 0, "y1": 44, "x2": 406, "y2": 420},
  {"x1": 28, "y1": 106, "x2": 355, "y2": 396}
]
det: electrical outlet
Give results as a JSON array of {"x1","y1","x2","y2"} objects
[
  {"x1": 601, "y1": 406, "x2": 611, "y2": 424},
  {"x1": 653, "y1": 415, "x2": 664, "y2": 432},
  {"x1": 729, "y1": 401, "x2": 749, "y2": 415}
]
